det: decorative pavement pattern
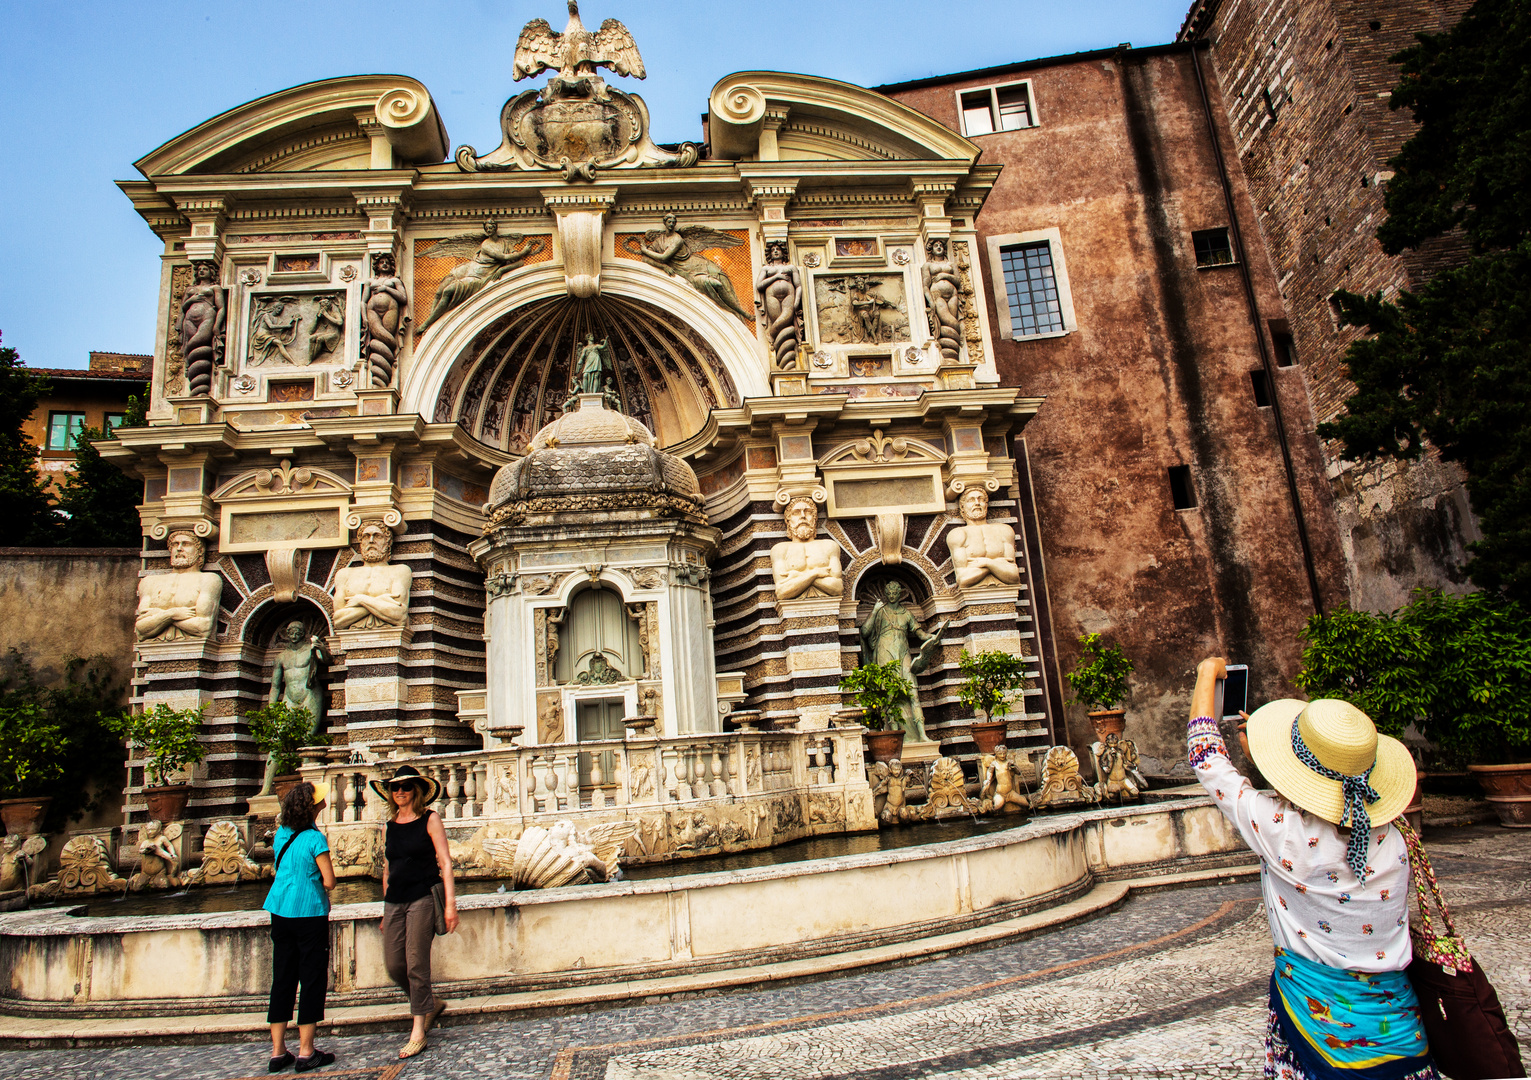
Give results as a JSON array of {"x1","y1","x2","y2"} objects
[{"x1": 0, "y1": 826, "x2": 1524, "y2": 1080}]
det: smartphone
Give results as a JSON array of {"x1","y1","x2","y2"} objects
[{"x1": 1215, "y1": 664, "x2": 1250, "y2": 719}]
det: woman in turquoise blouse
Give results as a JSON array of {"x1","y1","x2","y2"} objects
[{"x1": 263, "y1": 781, "x2": 336, "y2": 1073}]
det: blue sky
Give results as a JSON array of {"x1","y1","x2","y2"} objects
[{"x1": 0, "y1": 1, "x2": 1191, "y2": 369}]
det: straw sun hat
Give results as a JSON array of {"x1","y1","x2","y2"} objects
[
  {"x1": 366, "y1": 763, "x2": 443, "y2": 805},
  {"x1": 1244, "y1": 698, "x2": 1415, "y2": 827}
]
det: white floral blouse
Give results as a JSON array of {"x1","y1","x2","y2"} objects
[{"x1": 1189, "y1": 716, "x2": 1413, "y2": 972}]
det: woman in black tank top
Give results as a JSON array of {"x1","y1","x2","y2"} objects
[{"x1": 372, "y1": 764, "x2": 456, "y2": 1060}]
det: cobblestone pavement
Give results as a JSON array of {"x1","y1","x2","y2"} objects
[{"x1": 1, "y1": 826, "x2": 1525, "y2": 1080}]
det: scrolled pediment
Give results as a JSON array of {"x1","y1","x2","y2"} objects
[
  {"x1": 819, "y1": 431, "x2": 948, "y2": 470},
  {"x1": 212, "y1": 459, "x2": 353, "y2": 502}
]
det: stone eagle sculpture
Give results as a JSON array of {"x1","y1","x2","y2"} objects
[{"x1": 513, "y1": 1, "x2": 645, "y2": 100}]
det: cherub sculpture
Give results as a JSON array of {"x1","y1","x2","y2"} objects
[
  {"x1": 1091, "y1": 732, "x2": 1146, "y2": 802},
  {"x1": 870, "y1": 758, "x2": 918, "y2": 825},
  {"x1": 129, "y1": 821, "x2": 183, "y2": 891},
  {"x1": 980, "y1": 745, "x2": 1030, "y2": 815}
]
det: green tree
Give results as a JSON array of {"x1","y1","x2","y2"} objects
[
  {"x1": 55, "y1": 394, "x2": 146, "y2": 547},
  {"x1": 1322, "y1": 0, "x2": 1531, "y2": 598},
  {"x1": 0, "y1": 334, "x2": 59, "y2": 546}
]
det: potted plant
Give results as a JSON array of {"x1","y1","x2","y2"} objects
[
  {"x1": 840, "y1": 661, "x2": 914, "y2": 762},
  {"x1": 106, "y1": 703, "x2": 208, "y2": 823},
  {"x1": 0, "y1": 701, "x2": 68, "y2": 836},
  {"x1": 1065, "y1": 632, "x2": 1135, "y2": 739},
  {"x1": 245, "y1": 702, "x2": 327, "y2": 798},
  {"x1": 957, "y1": 649, "x2": 1030, "y2": 755},
  {"x1": 1298, "y1": 589, "x2": 1531, "y2": 827}
]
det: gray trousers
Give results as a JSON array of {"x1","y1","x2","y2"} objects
[{"x1": 381, "y1": 895, "x2": 436, "y2": 1015}]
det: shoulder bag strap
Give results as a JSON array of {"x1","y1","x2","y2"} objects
[
  {"x1": 1396, "y1": 819, "x2": 1473, "y2": 971},
  {"x1": 273, "y1": 825, "x2": 311, "y2": 876}
]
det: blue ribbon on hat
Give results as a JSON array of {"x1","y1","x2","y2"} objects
[{"x1": 1291, "y1": 717, "x2": 1379, "y2": 883}]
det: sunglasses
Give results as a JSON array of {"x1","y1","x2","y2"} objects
[{"x1": 388, "y1": 782, "x2": 418, "y2": 793}]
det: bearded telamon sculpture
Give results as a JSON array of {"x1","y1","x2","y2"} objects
[
  {"x1": 769, "y1": 498, "x2": 843, "y2": 601},
  {"x1": 136, "y1": 532, "x2": 223, "y2": 642}
]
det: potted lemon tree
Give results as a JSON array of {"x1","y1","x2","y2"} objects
[
  {"x1": 1065, "y1": 632, "x2": 1135, "y2": 740},
  {"x1": 840, "y1": 661, "x2": 914, "y2": 763},
  {"x1": 107, "y1": 703, "x2": 207, "y2": 823},
  {"x1": 958, "y1": 649, "x2": 1029, "y2": 755}
]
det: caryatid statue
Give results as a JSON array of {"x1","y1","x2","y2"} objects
[
  {"x1": 361, "y1": 252, "x2": 407, "y2": 387},
  {"x1": 769, "y1": 497, "x2": 843, "y2": 602},
  {"x1": 754, "y1": 240, "x2": 804, "y2": 371},
  {"x1": 260, "y1": 621, "x2": 330, "y2": 795},
  {"x1": 179, "y1": 260, "x2": 226, "y2": 396},
  {"x1": 332, "y1": 521, "x2": 411, "y2": 630},
  {"x1": 921, "y1": 237, "x2": 963, "y2": 364},
  {"x1": 946, "y1": 487, "x2": 1021, "y2": 589},
  {"x1": 135, "y1": 531, "x2": 223, "y2": 642},
  {"x1": 859, "y1": 581, "x2": 948, "y2": 742}
]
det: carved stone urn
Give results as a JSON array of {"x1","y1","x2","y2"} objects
[
  {"x1": 142, "y1": 784, "x2": 191, "y2": 824},
  {"x1": 0, "y1": 796, "x2": 51, "y2": 837}
]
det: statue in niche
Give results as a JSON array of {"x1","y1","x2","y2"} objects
[
  {"x1": 769, "y1": 497, "x2": 843, "y2": 601},
  {"x1": 179, "y1": 260, "x2": 226, "y2": 396},
  {"x1": 921, "y1": 237, "x2": 964, "y2": 363},
  {"x1": 362, "y1": 252, "x2": 408, "y2": 387},
  {"x1": 980, "y1": 745, "x2": 1030, "y2": 815},
  {"x1": 260, "y1": 621, "x2": 330, "y2": 795},
  {"x1": 626, "y1": 215, "x2": 752, "y2": 321},
  {"x1": 418, "y1": 222, "x2": 546, "y2": 334},
  {"x1": 755, "y1": 240, "x2": 804, "y2": 371},
  {"x1": 129, "y1": 822, "x2": 183, "y2": 891},
  {"x1": 136, "y1": 531, "x2": 223, "y2": 642},
  {"x1": 333, "y1": 521, "x2": 410, "y2": 630},
  {"x1": 1091, "y1": 732, "x2": 1146, "y2": 802},
  {"x1": 859, "y1": 581, "x2": 948, "y2": 743},
  {"x1": 575, "y1": 334, "x2": 614, "y2": 394},
  {"x1": 947, "y1": 488, "x2": 1021, "y2": 589}
]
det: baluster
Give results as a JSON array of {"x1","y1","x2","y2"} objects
[
  {"x1": 343, "y1": 772, "x2": 360, "y2": 822},
  {"x1": 612, "y1": 748, "x2": 627, "y2": 807},
  {"x1": 707, "y1": 743, "x2": 724, "y2": 797},
  {"x1": 663, "y1": 745, "x2": 680, "y2": 800},
  {"x1": 461, "y1": 765, "x2": 478, "y2": 819},
  {"x1": 562, "y1": 754, "x2": 579, "y2": 811},
  {"x1": 477, "y1": 763, "x2": 489, "y2": 816},
  {"x1": 815, "y1": 740, "x2": 829, "y2": 785},
  {"x1": 824, "y1": 737, "x2": 836, "y2": 783},
  {"x1": 533, "y1": 755, "x2": 551, "y2": 813},
  {"x1": 591, "y1": 750, "x2": 607, "y2": 810},
  {"x1": 444, "y1": 765, "x2": 462, "y2": 819},
  {"x1": 679, "y1": 745, "x2": 696, "y2": 800}
]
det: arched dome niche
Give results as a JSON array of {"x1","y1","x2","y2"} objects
[{"x1": 431, "y1": 294, "x2": 741, "y2": 452}]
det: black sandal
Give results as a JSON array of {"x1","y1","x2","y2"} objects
[
  {"x1": 294, "y1": 1049, "x2": 335, "y2": 1072},
  {"x1": 268, "y1": 1051, "x2": 295, "y2": 1073}
]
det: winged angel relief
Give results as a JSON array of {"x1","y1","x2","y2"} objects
[
  {"x1": 624, "y1": 214, "x2": 752, "y2": 321},
  {"x1": 417, "y1": 222, "x2": 547, "y2": 334}
]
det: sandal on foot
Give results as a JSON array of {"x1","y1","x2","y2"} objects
[
  {"x1": 428, "y1": 998, "x2": 449, "y2": 1030},
  {"x1": 399, "y1": 1039, "x2": 427, "y2": 1060},
  {"x1": 268, "y1": 1051, "x2": 295, "y2": 1073},
  {"x1": 294, "y1": 1049, "x2": 335, "y2": 1073}
]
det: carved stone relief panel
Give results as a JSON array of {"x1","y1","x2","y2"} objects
[
  {"x1": 247, "y1": 292, "x2": 346, "y2": 368},
  {"x1": 813, "y1": 274, "x2": 910, "y2": 345},
  {"x1": 163, "y1": 264, "x2": 195, "y2": 396},
  {"x1": 953, "y1": 241, "x2": 987, "y2": 369},
  {"x1": 536, "y1": 688, "x2": 564, "y2": 742}
]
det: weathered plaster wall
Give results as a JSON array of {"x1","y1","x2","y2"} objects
[
  {"x1": 886, "y1": 46, "x2": 1350, "y2": 770},
  {"x1": 1185, "y1": 0, "x2": 1479, "y2": 612},
  {"x1": 0, "y1": 548, "x2": 139, "y2": 691}
]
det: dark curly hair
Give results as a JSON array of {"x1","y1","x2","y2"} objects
[{"x1": 279, "y1": 781, "x2": 320, "y2": 831}]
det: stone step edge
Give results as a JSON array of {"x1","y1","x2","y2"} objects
[{"x1": 0, "y1": 861, "x2": 1261, "y2": 1048}]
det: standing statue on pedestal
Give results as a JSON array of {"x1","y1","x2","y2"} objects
[
  {"x1": 921, "y1": 237, "x2": 963, "y2": 364},
  {"x1": 859, "y1": 581, "x2": 948, "y2": 742},
  {"x1": 418, "y1": 222, "x2": 545, "y2": 334},
  {"x1": 260, "y1": 621, "x2": 330, "y2": 795},
  {"x1": 136, "y1": 531, "x2": 223, "y2": 642},
  {"x1": 755, "y1": 240, "x2": 804, "y2": 371},
  {"x1": 333, "y1": 522, "x2": 411, "y2": 630},
  {"x1": 628, "y1": 214, "x2": 752, "y2": 321},
  {"x1": 769, "y1": 498, "x2": 843, "y2": 601},
  {"x1": 179, "y1": 260, "x2": 226, "y2": 397},
  {"x1": 361, "y1": 252, "x2": 408, "y2": 387},
  {"x1": 947, "y1": 488, "x2": 1021, "y2": 589},
  {"x1": 576, "y1": 334, "x2": 614, "y2": 394}
]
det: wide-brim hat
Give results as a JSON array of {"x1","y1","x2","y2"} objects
[
  {"x1": 1245, "y1": 698, "x2": 1416, "y2": 827},
  {"x1": 367, "y1": 763, "x2": 442, "y2": 805}
]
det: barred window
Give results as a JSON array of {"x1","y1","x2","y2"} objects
[{"x1": 999, "y1": 242, "x2": 1065, "y2": 336}]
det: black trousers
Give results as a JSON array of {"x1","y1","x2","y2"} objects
[{"x1": 267, "y1": 914, "x2": 330, "y2": 1025}]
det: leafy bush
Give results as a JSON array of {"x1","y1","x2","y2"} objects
[
  {"x1": 957, "y1": 649, "x2": 1029, "y2": 723},
  {"x1": 839, "y1": 661, "x2": 914, "y2": 732},
  {"x1": 106, "y1": 703, "x2": 207, "y2": 787},
  {"x1": 244, "y1": 702, "x2": 325, "y2": 778},
  {"x1": 1297, "y1": 589, "x2": 1531, "y2": 765},
  {"x1": 0, "y1": 702, "x2": 68, "y2": 797},
  {"x1": 1065, "y1": 633, "x2": 1134, "y2": 711}
]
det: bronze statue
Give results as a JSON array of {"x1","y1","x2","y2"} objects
[
  {"x1": 627, "y1": 214, "x2": 752, "y2": 321},
  {"x1": 921, "y1": 237, "x2": 963, "y2": 363},
  {"x1": 179, "y1": 261, "x2": 225, "y2": 396},
  {"x1": 859, "y1": 581, "x2": 948, "y2": 742},
  {"x1": 362, "y1": 252, "x2": 408, "y2": 386},
  {"x1": 260, "y1": 621, "x2": 330, "y2": 795},
  {"x1": 418, "y1": 222, "x2": 545, "y2": 333},
  {"x1": 755, "y1": 240, "x2": 804, "y2": 371}
]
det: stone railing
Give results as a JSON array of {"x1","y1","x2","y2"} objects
[{"x1": 301, "y1": 728, "x2": 864, "y2": 830}]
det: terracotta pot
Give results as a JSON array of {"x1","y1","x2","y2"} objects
[
  {"x1": 272, "y1": 774, "x2": 303, "y2": 801},
  {"x1": 969, "y1": 720, "x2": 1009, "y2": 756},
  {"x1": 1088, "y1": 709, "x2": 1126, "y2": 739},
  {"x1": 0, "y1": 796, "x2": 52, "y2": 837},
  {"x1": 865, "y1": 729, "x2": 905, "y2": 764},
  {"x1": 142, "y1": 784, "x2": 191, "y2": 824},
  {"x1": 1468, "y1": 762, "x2": 1531, "y2": 828}
]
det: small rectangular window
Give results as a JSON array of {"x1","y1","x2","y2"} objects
[
  {"x1": 1250, "y1": 370, "x2": 1272, "y2": 408},
  {"x1": 999, "y1": 242, "x2": 1065, "y2": 336},
  {"x1": 1192, "y1": 228, "x2": 1235, "y2": 267},
  {"x1": 104, "y1": 413, "x2": 126, "y2": 433},
  {"x1": 958, "y1": 82, "x2": 1035, "y2": 137},
  {"x1": 961, "y1": 91, "x2": 995, "y2": 136},
  {"x1": 1169, "y1": 465, "x2": 1197, "y2": 510},
  {"x1": 47, "y1": 411, "x2": 86, "y2": 451},
  {"x1": 995, "y1": 85, "x2": 1032, "y2": 131},
  {"x1": 1273, "y1": 331, "x2": 1298, "y2": 367}
]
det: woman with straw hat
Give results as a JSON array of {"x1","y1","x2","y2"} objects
[
  {"x1": 369, "y1": 763, "x2": 457, "y2": 1060},
  {"x1": 1189, "y1": 657, "x2": 1437, "y2": 1080}
]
